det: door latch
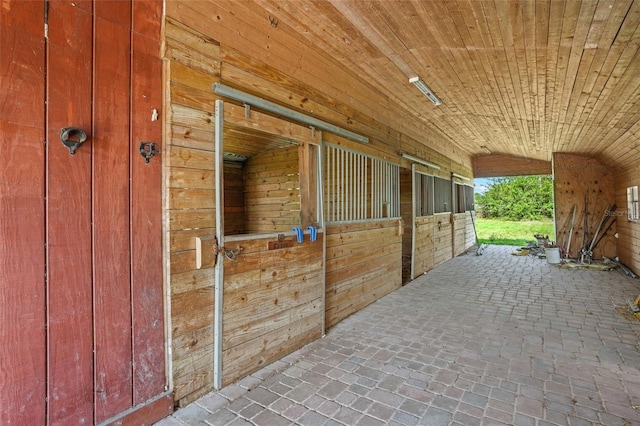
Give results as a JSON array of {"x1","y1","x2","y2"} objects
[
  {"x1": 213, "y1": 241, "x2": 243, "y2": 262},
  {"x1": 139, "y1": 141, "x2": 160, "y2": 163}
]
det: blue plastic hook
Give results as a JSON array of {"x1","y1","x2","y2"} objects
[
  {"x1": 292, "y1": 227, "x2": 304, "y2": 243},
  {"x1": 307, "y1": 225, "x2": 317, "y2": 242}
]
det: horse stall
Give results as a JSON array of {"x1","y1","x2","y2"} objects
[
  {"x1": 210, "y1": 102, "x2": 325, "y2": 388},
  {"x1": 162, "y1": 15, "x2": 472, "y2": 406},
  {"x1": 322, "y1": 142, "x2": 404, "y2": 328}
]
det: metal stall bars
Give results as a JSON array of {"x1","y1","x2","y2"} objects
[{"x1": 324, "y1": 144, "x2": 399, "y2": 223}]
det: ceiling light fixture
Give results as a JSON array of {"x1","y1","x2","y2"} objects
[
  {"x1": 409, "y1": 76, "x2": 442, "y2": 106},
  {"x1": 401, "y1": 153, "x2": 441, "y2": 170}
]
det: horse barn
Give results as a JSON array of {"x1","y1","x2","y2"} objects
[{"x1": 2, "y1": 0, "x2": 640, "y2": 424}]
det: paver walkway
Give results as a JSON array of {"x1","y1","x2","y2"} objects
[{"x1": 156, "y1": 245, "x2": 640, "y2": 426}]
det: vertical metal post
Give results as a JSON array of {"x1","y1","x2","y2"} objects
[
  {"x1": 371, "y1": 159, "x2": 376, "y2": 218},
  {"x1": 213, "y1": 100, "x2": 224, "y2": 390},
  {"x1": 430, "y1": 176, "x2": 435, "y2": 216},
  {"x1": 364, "y1": 157, "x2": 368, "y2": 219},
  {"x1": 357, "y1": 154, "x2": 362, "y2": 220},
  {"x1": 318, "y1": 138, "x2": 327, "y2": 336},
  {"x1": 411, "y1": 165, "x2": 417, "y2": 280},
  {"x1": 347, "y1": 151, "x2": 352, "y2": 221},
  {"x1": 338, "y1": 148, "x2": 342, "y2": 221},
  {"x1": 374, "y1": 159, "x2": 379, "y2": 218},
  {"x1": 326, "y1": 146, "x2": 331, "y2": 222}
]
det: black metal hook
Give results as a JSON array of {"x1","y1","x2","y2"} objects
[
  {"x1": 139, "y1": 142, "x2": 160, "y2": 164},
  {"x1": 60, "y1": 127, "x2": 87, "y2": 155}
]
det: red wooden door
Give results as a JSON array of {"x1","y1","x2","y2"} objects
[
  {"x1": 0, "y1": 2, "x2": 47, "y2": 423},
  {"x1": 0, "y1": 1, "x2": 170, "y2": 424}
]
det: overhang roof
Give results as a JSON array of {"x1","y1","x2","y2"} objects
[{"x1": 249, "y1": 0, "x2": 640, "y2": 170}]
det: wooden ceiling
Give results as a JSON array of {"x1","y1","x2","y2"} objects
[{"x1": 251, "y1": 0, "x2": 640, "y2": 169}]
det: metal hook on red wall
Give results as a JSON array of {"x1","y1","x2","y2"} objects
[
  {"x1": 139, "y1": 141, "x2": 160, "y2": 164},
  {"x1": 60, "y1": 127, "x2": 87, "y2": 155}
]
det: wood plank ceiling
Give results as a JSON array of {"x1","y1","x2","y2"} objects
[{"x1": 247, "y1": 0, "x2": 640, "y2": 169}]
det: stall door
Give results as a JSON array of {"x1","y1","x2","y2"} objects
[
  {"x1": 213, "y1": 100, "x2": 325, "y2": 388},
  {"x1": 0, "y1": 1, "x2": 170, "y2": 424}
]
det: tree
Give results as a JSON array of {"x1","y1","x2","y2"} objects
[{"x1": 476, "y1": 175, "x2": 553, "y2": 220}]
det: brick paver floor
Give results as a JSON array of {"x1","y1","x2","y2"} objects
[{"x1": 156, "y1": 245, "x2": 640, "y2": 425}]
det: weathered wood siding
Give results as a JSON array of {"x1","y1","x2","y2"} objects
[
  {"x1": 466, "y1": 211, "x2": 478, "y2": 249},
  {"x1": 164, "y1": 18, "x2": 219, "y2": 406},
  {"x1": 244, "y1": 146, "x2": 300, "y2": 234},
  {"x1": 1, "y1": 3, "x2": 47, "y2": 422},
  {"x1": 164, "y1": 2, "x2": 472, "y2": 174},
  {"x1": 222, "y1": 233, "x2": 324, "y2": 386},
  {"x1": 325, "y1": 220, "x2": 402, "y2": 329},
  {"x1": 615, "y1": 166, "x2": 640, "y2": 275},
  {"x1": 413, "y1": 216, "x2": 435, "y2": 277},
  {"x1": 225, "y1": 162, "x2": 245, "y2": 235},
  {"x1": 433, "y1": 213, "x2": 454, "y2": 267},
  {"x1": 473, "y1": 154, "x2": 552, "y2": 177},
  {"x1": 553, "y1": 153, "x2": 616, "y2": 259},
  {"x1": 400, "y1": 169, "x2": 413, "y2": 283},
  {"x1": 413, "y1": 213, "x2": 475, "y2": 278},
  {"x1": 163, "y1": 5, "x2": 473, "y2": 406},
  {"x1": 3, "y1": 1, "x2": 170, "y2": 423},
  {"x1": 453, "y1": 213, "x2": 468, "y2": 257},
  {"x1": 164, "y1": 18, "x2": 323, "y2": 406}
]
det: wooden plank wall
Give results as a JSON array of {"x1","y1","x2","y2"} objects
[
  {"x1": 222, "y1": 234, "x2": 323, "y2": 386},
  {"x1": 433, "y1": 213, "x2": 454, "y2": 267},
  {"x1": 614, "y1": 166, "x2": 640, "y2": 275},
  {"x1": 224, "y1": 162, "x2": 245, "y2": 235},
  {"x1": 164, "y1": 18, "x2": 319, "y2": 406},
  {"x1": 0, "y1": 3, "x2": 47, "y2": 423},
  {"x1": 473, "y1": 154, "x2": 552, "y2": 177},
  {"x1": 325, "y1": 220, "x2": 402, "y2": 329},
  {"x1": 465, "y1": 211, "x2": 478, "y2": 248},
  {"x1": 400, "y1": 169, "x2": 413, "y2": 283},
  {"x1": 452, "y1": 213, "x2": 468, "y2": 257},
  {"x1": 162, "y1": 8, "x2": 474, "y2": 405},
  {"x1": 164, "y1": 18, "x2": 220, "y2": 406},
  {"x1": 244, "y1": 146, "x2": 300, "y2": 234},
  {"x1": 553, "y1": 153, "x2": 616, "y2": 259},
  {"x1": 413, "y1": 213, "x2": 475, "y2": 278},
  {"x1": 413, "y1": 216, "x2": 435, "y2": 277},
  {"x1": 164, "y1": 1, "x2": 472, "y2": 174}
]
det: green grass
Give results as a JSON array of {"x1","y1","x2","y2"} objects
[{"x1": 474, "y1": 218, "x2": 555, "y2": 246}]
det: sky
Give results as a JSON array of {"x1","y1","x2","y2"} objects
[{"x1": 474, "y1": 178, "x2": 491, "y2": 194}]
